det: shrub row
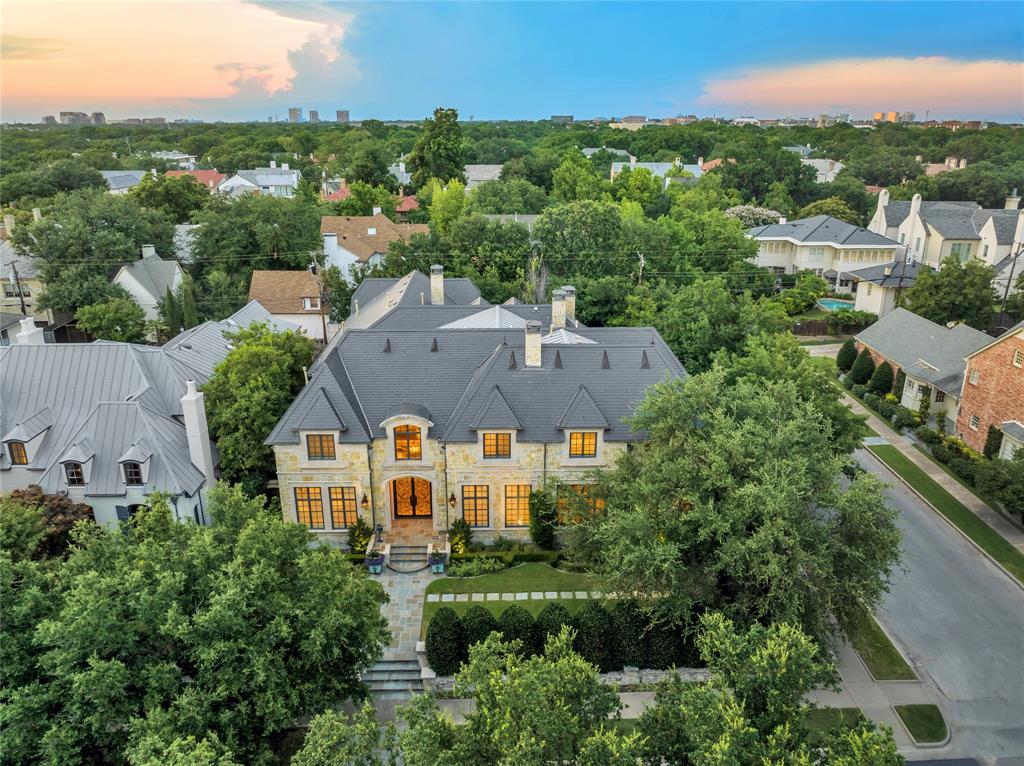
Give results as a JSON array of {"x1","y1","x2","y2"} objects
[
  {"x1": 424, "y1": 601, "x2": 702, "y2": 676},
  {"x1": 844, "y1": 380, "x2": 920, "y2": 431},
  {"x1": 449, "y1": 550, "x2": 560, "y2": 568}
]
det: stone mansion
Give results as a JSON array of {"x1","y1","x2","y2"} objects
[{"x1": 267, "y1": 267, "x2": 685, "y2": 543}]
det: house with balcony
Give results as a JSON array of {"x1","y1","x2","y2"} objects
[
  {"x1": 854, "y1": 308, "x2": 992, "y2": 431},
  {"x1": 746, "y1": 214, "x2": 903, "y2": 287},
  {"x1": 266, "y1": 267, "x2": 685, "y2": 548}
]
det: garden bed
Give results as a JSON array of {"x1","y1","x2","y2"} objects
[{"x1": 894, "y1": 704, "x2": 947, "y2": 744}]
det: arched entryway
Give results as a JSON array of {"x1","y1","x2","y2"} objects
[{"x1": 389, "y1": 476, "x2": 433, "y2": 519}]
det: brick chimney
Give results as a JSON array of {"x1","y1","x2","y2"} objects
[
  {"x1": 525, "y1": 321, "x2": 542, "y2": 367},
  {"x1": 551, "y1": 289, "x2": 566, "y2": 330},
  {"x1": 562, "y1": 285, "x2": 576, "y2": 322},
  {"x1": 430, "y1": 264, "x2": 444, "y2": 305},
  {"x1": 181, "y1": 380, "x2": 216, "y2": 485}
]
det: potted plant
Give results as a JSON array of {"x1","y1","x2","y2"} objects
[
  {"x1": 365, "y1": 550, "x2": 385, "y2": 575},
  {"x1": 428, "y1": 550, "x2": 447, "y2": 574}
]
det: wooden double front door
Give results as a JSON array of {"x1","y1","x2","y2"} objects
[{"x1": 391, "y1": 477, "x2": 433, "y2": 518}]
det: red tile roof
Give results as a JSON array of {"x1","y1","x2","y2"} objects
[{"x1": 165, "y1": 170, "x2": 226, "y2": 190}]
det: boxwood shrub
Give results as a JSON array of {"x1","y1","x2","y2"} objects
[
  {"x1": 498, "y1": 604, "x2": 537, "y2": 655},
  {"x1": 534, "y1": 602, "x2": 573, "y2": 649},
  {"x1": 643, "y1": 621, "x2": 680, "y2": 670},
  {"x1": 610, "y1": 600, "x2": 645, "y2": 668},
  {"x1": 573, "y1": 600, "x2": 615, "y2": 672},
  {"x1": 425, "y1": 607, "x2": 466, "y2": 676},
  {"x1": 461, "y1": 605, "x2": 499, "y2": 649}
]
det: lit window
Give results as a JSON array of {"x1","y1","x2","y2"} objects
[
  {"x1": 123, "y1": 462, "x2": 143, "y2": 486},
  {"x1": 394, "y1": 425, "x2": 422, "y2": 460},
  {"x1": 65, "y1": 462, "x2": 84, "y2": 486},
  {"x1": 1013, "y1": 349, "x2": 1023, "y2": 368},
  {"x1": 329, "y1": 486, "x2": 357, "y2": 528},
  {"x1": 482, "y1": 432, "x2": 511, "y2": 459},
  {"x1": 569, "y1": 431, "x2": 598, "y2": 458},
  {"x1": 8, "y1": 441, "x2": 27, "y2": 465},
  {"x1": 969, "y1": 415, "x2": 980, "y2": 430},
  {"x1": 969, "y1": 369, "x2": 980, "y2": 385},
  {"x1": 504, "y1": 484, "x2": 531, "y2": 527},
  {"x1": 558, "y1": 484, "x2": 606, "y2": 524},
  {"x1": 462, "y1": 485, "x2": 489, "y2": 527},
  {"x1": 306, "y1": 434, "x2": 336, "y2": 460},
  {"x1": 934, "y1": 390, "x2": 946, "y2": 403},
  {"x1": 295, "y1": 487, "x2": 324, "y2": 528}
]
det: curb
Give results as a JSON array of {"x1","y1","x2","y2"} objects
[
  {"x1": 863, "y1": 447, "x2": 1024, "y2": 594},
  {"x1": 891, "y1": 705, "x2": 952, "y2": 749}
]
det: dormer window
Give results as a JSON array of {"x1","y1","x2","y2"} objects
[
  {"x1": 483, "y1": 432, "x2": 511, "y2": 459},
  {"x1": 8, "y1": 442, "x2": 27, "y2": 465},
  {"x1": 64, "y1": 462, "x2": 85, "y2": 486},
  {"x1": 123, "y1": 462, "x2": 144, "y2": 486},
  {"x1": 394, "y1": 424, "x2": 421, "y2": 460},
  {"x1": 569, "y1": 431, "x2": 598, "y2": 458},
  {"x1": 303, "y1": 296, "x2": 320, "y2": 311},
  {"x1": 306, "y1": 434, "x2": 336, "y2": 460}
]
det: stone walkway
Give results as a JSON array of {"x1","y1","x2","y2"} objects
[
  {"x1": 427, "y1": 590, "x2": 604, "y2": 603},
  {"x1": 844, "y1": 392, "x2": 1024, "y2": 552},
  {"x1": 379, "y1": 569, "x2": 439, "y2": 655}
]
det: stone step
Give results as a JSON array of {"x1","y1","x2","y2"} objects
[
  {"x1": 363, "y1": 668, "x2": 422, "y2": 682},
  {"x1": 381, "y1": 651, "x2": 418, "y2": 662},
  {"x1": 371, "y1": 659, "x2": 421, "y2": 671},
  {"x1": 366, "y1": 678, "x2": 424, "y2": 693},
  {"x1": 389, "y1": 550, "x2": 428, "y2": 559},
  {"x1": 387, "y1": 562, "x2": 430, "y2": 573}
]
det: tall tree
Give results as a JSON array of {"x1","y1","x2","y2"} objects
[
  {"x1": 129, "y1": 173, "x2": 210, "y2": 223},
  {"x1": 797, "y1": 196, "x2": 863, "y2": 226},
  {"x1": 74, "y1": 297, "x2": 148, "y2": 343},
  {"x1": 903, "y1": 257, "x2": 997, "y2": 330},
  {"x1": 407, "y1": 107, "x2": 466, "y2": 190},
  {"x1": 551, "y1": 153, "x2": 612, "y2": 203},
  {"x1": 348, "y1": 143, "x2": 399, "y2": 191}
]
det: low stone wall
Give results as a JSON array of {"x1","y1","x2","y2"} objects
[{"x1": 425, "y1": 665, "x2": 711, "y2": 694}]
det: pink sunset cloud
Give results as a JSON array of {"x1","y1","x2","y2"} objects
[{"x1": 698, "y1": 56, "x2": 1024, "y2": 117}]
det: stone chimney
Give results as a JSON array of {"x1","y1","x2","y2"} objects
[
  {"x1": 525, "y1": 321, "x2": 542, "y2": 367},
  {"x1": 14, "y1": 317, "x2": 44, "y2": 345},
  {"x1": 3, "y1": 214, "x2": 15, "y2": 239},
  {"x1": 141, "y1": 244, "x2": 156, "y2": 258},
  {"x1": 181, "y1": 380, "x2": 216, "y2": 484},
  {"x1": 282, "y1": 163, "x2": 289, "y2": 171},
  {"x1": 551, "y1": 289, "x2": 566, "y2": 330},
  {"x1": 779, "y1": 216, "x2": 787, "y2": 224},
  {"x1": 1005, "y1": 188, "x2": 1020, "y2": 210},
  {"x1": 269, "y1": 160, "x2": 277, "y2": 169},
  {"x1": 430, "y1": 264, "x2": 444, "y2": 305},
  {"x1": 32, "y1": 208, "x2": 42, "y2": 222},
  {"x1": 910, "y1": 193, "x2": 922, "y2": 220},
  {"x1": 372, "y1": 205, "x2": 382, "y2": 216},
  {"x1": 562, "y1": 285, "x2": 576, "y2": 322}
]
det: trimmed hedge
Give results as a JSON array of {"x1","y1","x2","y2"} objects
[
  {"x1": 498, "y1": 604, "x2": 538, "y2": 655},
  {"x1": 610, "y1": 600, "x2": 645, "y2": 668},
  {"x1": 425, "y1": 607, "x2": 466, "y2": 676},
  {"x1": 573, "y1": 600, "x2": 615, "y2": 672},
  {"x1": 836, "y1": 338, "x2": 858, "y2": 372},
  {"x1": 534, "y1": 602, "x2": 573, "y2": 649},
  {"x1": 449, "y1": 551, "x2": 561, "y2": 568},
  {"x1": 461, "y1": 605, "x2": 499, "y2": 649},
  {"x1": 849, "y1": 348, "x2": 876, "y2": 385}
]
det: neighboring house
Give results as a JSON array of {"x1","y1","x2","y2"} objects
[
  {"x1": 479, "y1": 213, "x2": 540, "y2": 232},
  {"x1": 581, "y1": 147, "x2": 634, "y2": 160},
  {"x1": 955, "y1": 321, "x2": 1024, "y2": 455},
  {"x1": 0, "y1": 312, "x2": 24, "y2": 346},
  {"x1": 165, "y1": 169, "x2": 226, "y2": 191},
  {"x1": 746, "y1": 214, "x2": 903, "y2": 286},
  {"x1": 464, "y1": 164, "x2": 504, "y2": 189},
  {"x1": 218, "y1": 162, "x2": 301, "y2": 198},
  {"x1": 151, "y1": 151, "x2": 197, "y2": 170},
  {"x1": 388, "y1": 161, "x2": 411, "y2": 187},
  {"x1": 610, "y1": 159, "x2": 703, "y2": 185},
  {"x1": 855, "y1": 307, "x2": 991, "y2": 431},
  {"x1": 802, "y1": 158, "x2": 844, "y2": 183},
  {"x1": 324, "y1": 182, "x2": 420, "y2": 216},
  {"x1": 1, "y1": 238, "x2": 52, "y2": 324},
  {"x1": 784, "y1": 145, "x2": 814, "y2": 158},
  {"x1": 112, "y1": 246, "x2": 184, "y2": 321},
  {"x1": 265, "y1": 266, "x2": 685, "y2": 545},
  {"x1": 0, "y1": 302, "x2": 292, "y2": 526},
  {"x1": 100, "y1": 169, "x2": 149, "y2": 195},
  {"x1": 846, "y1": 260, "x2": 924, "y2": 317},
  {"x1": 868, "y1": 189, "x2": 1022, "y2": 269},
  {"x1": 247, "y1": 270, "x2": 327, "y2": 341},
  {"x1": 321, "y1": 214, "x2": 429, "y2": 275}
]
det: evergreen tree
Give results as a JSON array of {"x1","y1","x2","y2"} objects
[
  {"x1": 161, "y1": 286, "x2": 182, "y2": 333},
  {"x1": 868, "y1": 361, "x2": 894, "y2": 394},
  {"x1": 179, "y1": 274, "x2": 199, "y2": 329},
  {"x1": 849, "y1": 348, "x2": 876, "y2": 385},
  {"x1": 836, "y1": 337, "x2": 858, "y2": 372}
]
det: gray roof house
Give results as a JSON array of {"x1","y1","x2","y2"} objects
[
  {"x1": 610, "y1": 160, "x2": 703, "y2": 184},
  {"x1": 0, "y1": 302, "x2": 296, "y2": 528},
  {"x1": 218, "y1": 163, "x2": 301, "y2": 198},
  {"x1": 748, "y1": 215, "x2": 899, "y2": 247},
  {"x1": 266, "y1": 267, "x2": 685, "y2": 544},
  {"x1": 112, "y1": 246, "x2": 184, "y2": 321},
  {"x1": 100, "y1": 169, "x2": 149, "y2": 194},
  {"x1": 464, "y1": 164, "x2": 504, "y2": 189}
]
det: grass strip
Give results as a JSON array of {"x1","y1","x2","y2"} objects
[
  {"x1": 844, "y1": 604, "x2": 916, "y2": 680},
  {"x1": 868, "y1": 444, "x2": 1024, "y2": 584},
  {"x1": 426, "y1": 563, "x2": 598, "y2": 595},
  {"x1": 894, "y1": 704, "x2": 947, "y2": 743}
]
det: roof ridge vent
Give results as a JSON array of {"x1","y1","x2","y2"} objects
[
  {"x1": 554, "y1": 350, "x2": 562, "y2": 368},
  {"x1": 430, "y1": 337, "x2": 438, "y2": 352},
  {"x1": 383, "y1": 338, "x2": 391, "y2": 352},
  {"x1": 601, "y1": 350, "x2": 610, "y2": 369},
  {"x1": 641, "y1": 350, "x2": 650, "y2": 369},
  {"x1": 508, "y1": 351, "x2": 517, "y2": 369}
]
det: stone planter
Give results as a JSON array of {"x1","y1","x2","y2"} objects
[{"x1": 366, "y1": 554, "x2": 385, "y2": 574}]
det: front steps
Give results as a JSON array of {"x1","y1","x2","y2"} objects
[
  {"x1": 363, "y1": 653, "x2": 423, "y2": 699},
  {"x1": 387, "y1": 545, "x2": 429, "y2": 573}
]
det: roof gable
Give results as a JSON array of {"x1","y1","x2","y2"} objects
[
  {"x1": 557, "y1": 385, "x2": 610, "y2": 430},
  {"x1": 470, "y1": 387, "x2": 522, "y2": 430}
]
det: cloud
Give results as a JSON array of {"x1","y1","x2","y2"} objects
[
  {"x1": 1, "y1": 34, "x2": 65, "y2": 61},
  {"x1": 698, "y1": 56, "x2": 1024, "y2": 118}
]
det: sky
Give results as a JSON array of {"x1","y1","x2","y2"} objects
[{"x1": 2, "y1": 1, "x2": 1023, "y2": 124}]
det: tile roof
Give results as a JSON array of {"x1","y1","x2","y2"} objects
[
  {"x1": 748, "y1": 215, "x2": 901, "y2": 247},
  {"x1": 117, "y1": 252, "x2": 181, "y2": 299},
  {"x1": 320, "y1": 214, "x2": 428, "y2": 263},
  {"x1": 165, "y1": 169, "x2": 226, "y2": 190},
  {"x1": 855, "y1": 307, "x2": 992, "y2": 394},
  {"x1": 247, "y1": 270, "x2": 321, "y2": 314}
]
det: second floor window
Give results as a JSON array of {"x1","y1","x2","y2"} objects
[
  {"x1": 123, "y1": 462, "x2": 143, "y2": 486},
  {"x1": 1014, "y1": 349, "x2": 1023, "y2": 368},
  {"x1": 482, "y1": 432, "x2": 511, "y2": 459},
  {"x1": 306, "y1": 434, "x2": 336, "y2": 460},
  {"x1": 394, "y1": 424, "x2": 422, "y2": 460},
  {"x1": 569, "y1": 431, "x2": 598, "y2": 458},
  {"x1": 950, "y1": 242, "x2": 971, "y2": 262},
  {"x1": 969, "y1": 369, "x2": 980, "y2": 385},
  {"x1": 65, "y1": 462, "x2": 85, "y2": 486},
  {"x1": 8, "y1": 441, "x2": 28, "y2": 465}
]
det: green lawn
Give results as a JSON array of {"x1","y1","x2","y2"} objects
[
  {"x1": 894, "y1": 704, "x2": 947, "y2": 743},
  {"x1": 426, "y1": 563, "x2": 598, "y2": 595},
  {"x1": 844, "y1": 604, "x2": 916, "y2": 681},
  {"x1": 805, "y1": 707, "x2": 865, "y2": 745},
  {"x1": 807, "y1": 356, "x2": 838, "y2": 374},
  {"x1": 796, "y1": 307, "x2": 830, "y2": 320},
  {"x1": 868, "y1": 444, "x2": 1024, "y2": 584}
]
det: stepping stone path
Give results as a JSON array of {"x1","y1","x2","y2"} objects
[{"x1": 426, "y1": 589, "x2": 610, "y2": 603}]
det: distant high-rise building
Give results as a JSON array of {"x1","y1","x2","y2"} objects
[
  {"x1": 288, "y1": 107, "x2": 302, "y2": 123},
  {"x1": 309, "y1": 110, "x2": 320, "y2": 123},
  {"x1": 91, "y1": 112, "x2": 106, "y2": 125},
  {"x1": 41, "y1": 115, "x2": 56, "y2": 125},
  {"x1": 336, "y1": 109, "x2": 350, "y2": 123},
  {"x1": 898, "y1": 112, "x2": 915, "y2": 124},
  {"x1": 873, "y1": 111, "x2": 884, "y2": 122},
  {"x1": 59, "y1": 111, "x2": 90, "y2": 125}
]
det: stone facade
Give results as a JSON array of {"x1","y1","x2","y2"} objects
[{"x1": 955, "y1": 330, "x2": 1024, "y2": 453}]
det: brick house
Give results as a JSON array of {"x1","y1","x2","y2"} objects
[{"x1": 955, "y1": 321, "x2": 1024, "y2": 456}]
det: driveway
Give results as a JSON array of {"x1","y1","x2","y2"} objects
[{"x1": 857, "y1": 448, "x2": 1024, "y2": 765}]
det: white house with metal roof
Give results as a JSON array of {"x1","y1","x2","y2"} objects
[
  {"x1": 112, "y1": 245, "x2": 183, "y2": 320},
  {"x1": 218, "y1": 162, "x2": 301, "y2": 198},
  {"x1": 100, "y1": 169, "x2": 150, "y2": 195}
]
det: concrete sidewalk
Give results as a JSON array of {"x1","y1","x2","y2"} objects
[{"x1": 843, "y1": 393, "x2": 1024, "y2": 552}]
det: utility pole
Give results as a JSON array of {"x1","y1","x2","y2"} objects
[
  {"x1": 998, "y1": 243, "x2": 1023, "y2": 329},
  {"x1": 309, "y1": 261, "x2": 329, "y2": 343}
]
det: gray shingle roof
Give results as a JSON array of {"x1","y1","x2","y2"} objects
[
  {"x1": 881, "y1": 200, "x2": 978, "y2": 229},
  {"x1": 118, "y1": 252, "x2": 180, "y2": 299},
  {"x1": 100, "y1": 170, "x2": 147, "y2": 191},
  {"x1": 855, "y1": 307, "x2": 992, "y2": 394},
  {"x1": 556, "y1": 385, "x2": 609, "y2": 429},
  {"x1": 845, "y1": 260, "x2": 924, "y2": 288},
  {"x1": 975, "y1": 209, "x2": 1021, "y2": 245},
  {"x1": 470, "y1": 387, "x2": 522, "y2": 430},
  {"x1": 748, "y1": 215, "x2": 901, "y2": 247},
  {"x1": 1, "y1": 239, "x2": 39, "y2": 279},
  {"x1": 1001, "y1": 421, "x2": 1024, "y2": 442}
]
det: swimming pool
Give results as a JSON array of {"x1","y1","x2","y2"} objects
[{"x1": 817, "y1": 298, "x2": 855, "y2": 312}]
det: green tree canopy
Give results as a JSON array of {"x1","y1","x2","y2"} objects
[
  {"x1": 407, "y1": 107, "x2": 466, "y2": 190},
  {"x1": 129, "y1": 173, "x2": 210, "y2": 223},
  {"x1": 797, "y1": 195, "x2": 863, "y2": 226},
  {"x1": 903, "y1": 257, "x2": 997, "y2": 330},
  {"x1": 464, "y1": 178, "x2": 550, "y2": 214},
  {"x1": 74, "y1": 297, "x2": 147, "y2": 342},
  {"x1": 0, "y1": 160, "x2": 106, "y2": 205}
]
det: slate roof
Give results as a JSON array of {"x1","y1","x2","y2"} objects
[
  {"x1": 1001, "y1": 421, "x2": 1024, "y2": 443},
  {"x1": 748, "y1": 215, "x2": 901, "y2": 247},
  {"x1": 1, "y1": 239, "x2": 39, "y2": 279},
  {"x1": 0, "y1": 302, "x2": 287, "y2": 495},
  {"x1": 464, "y1": 164, "x2": 504, "y2": 188},
  {"x1": 117, "y1": 252, "x2": 181, "y2": 299},
  {"x1": 880, "y1": 200, "x2": 978, "y2": 229},
  {"x1": 234, "y1": 167, "x2": 301, "y2": 188},
  {"x1": 845, "y1": 260, "x2": 924, "y2": 288},
  {"x1": 582, "y1": 147, "x2": 633, "y2": 159},
  {"x1": 347, "y1": 271, "x2": 484, "y2": 328},
  {"x1": 855, "y1": 307, "x2": 992, "y2": 395},
  {"x1": 100, "y1": 170, "x2": 147, "y2": 191},
  {"x1": 611, "y1": 161, "x2": 703, "y2": 179},
  {"x1": 975, "y1": 209, "x2": 1021, "y2": 245}
]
